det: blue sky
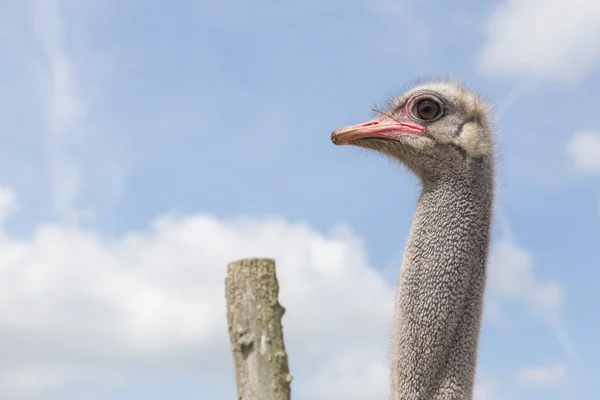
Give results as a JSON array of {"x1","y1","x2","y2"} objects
[{"x1": 0, "y1": 0, "x2": 599, "y2": 399}]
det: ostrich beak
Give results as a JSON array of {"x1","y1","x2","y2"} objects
[{"x1": 331, "y1": 118, "x2": 426, "y2": 146}]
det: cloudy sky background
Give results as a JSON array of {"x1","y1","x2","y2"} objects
[{"x1": 0, "y1": 0, "x2": 599, "y2": 399}]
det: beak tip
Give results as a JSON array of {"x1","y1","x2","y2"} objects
[{"x1": 331, "y1": 130, "x2": 342, "y2": 145}]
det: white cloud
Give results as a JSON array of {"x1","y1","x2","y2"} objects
[
  {"x1": 478, "y1": 0, "x2": 600, "y2": 82},
  {"x1": 516, "y1": 362, "x2": 566, "y2": 386},
  {"x1": 0, "y1": 186, "x2": 394, "y2": 399},
  {"x1": 566, "y1": 131, "x2": 600, "y2": 174}
]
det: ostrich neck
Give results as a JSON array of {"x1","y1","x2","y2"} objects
[{"x1": 390, "y1": 164, "x2": 493, "y2": 400}]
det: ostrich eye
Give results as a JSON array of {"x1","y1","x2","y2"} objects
[{"x1": 413, "y1": 99, "x2": 441, "y2": 121}]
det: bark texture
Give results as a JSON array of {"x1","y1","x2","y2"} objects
[{"x1": 225, "y1": 258, "x2": 292, "y2": 400}]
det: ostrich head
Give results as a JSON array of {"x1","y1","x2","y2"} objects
[{"x1": 331, "y1": 79, "x2": 493, "y2": 181}]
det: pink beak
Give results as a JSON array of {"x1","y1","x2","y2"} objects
[{"x1": 331, "y1": 118, "x2": 426, "y2": 146}]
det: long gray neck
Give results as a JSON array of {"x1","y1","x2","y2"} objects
[{"x1": 390, "y1": 160, "x2": 493, "y2": 400}]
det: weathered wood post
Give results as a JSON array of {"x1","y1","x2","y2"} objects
[{"x1": 225, "y1": 258, "x2": 292, "y2": 400}]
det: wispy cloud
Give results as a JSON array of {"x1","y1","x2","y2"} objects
[
  {"x1": 492, "y1": 79, "x2": 529, "y2": 120},
  {"x1": 0, "y1": 187, "x2": 16, "y2": 223},
  {"x1": 487, "y1": 240, "x2": 563, "y2": 322},
  {"x1": 486, "y1": 238, "x2": 582, "y2": 367},
  {"x1": 516, "y1": 362, "x2": 567, "y2": 387},
  {"x1": 33, "y1": 0, "x2": 87, "y2": 221},
  {"x1": 33, "y1": 0, "x2": 84, "y2": 138},
  {"x1": 473, "y1": 377, "x2": 499, "y2": 400},
  {"x1": 0, "y1": 366, "x2": 72, "y2": 397},
  {"x1": 31, "y1": 0, "x2": 126, "y2": 224}
]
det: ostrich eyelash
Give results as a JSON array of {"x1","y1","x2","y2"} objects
[{"x1": 371, "y1": 108, "x2": 403, "y2": 124}]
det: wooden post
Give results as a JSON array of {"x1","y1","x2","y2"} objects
[{"x1": 225, "y1": 258, "x2": 292, "y2": 400}]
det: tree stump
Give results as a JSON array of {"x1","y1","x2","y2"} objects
[{"x1": 225, "y1": 258, "x2": 292, "y2": 400}]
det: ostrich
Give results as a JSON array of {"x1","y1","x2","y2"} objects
[{"x1": 331, "y1": 79, "x2": 494, "y2": 400}]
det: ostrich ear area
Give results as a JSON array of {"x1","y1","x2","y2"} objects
[{"x1": 331, "y1": 118, "x2": 427, "y2": 146}]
